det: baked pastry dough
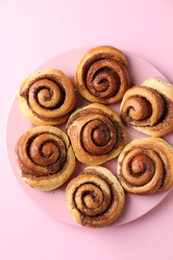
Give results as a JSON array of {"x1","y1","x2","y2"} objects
[
  {"x1": 15, "y1": 126, "x2": 76, "y2": 191},
  {"x1": 66, "y1": 166, "x2": 125, "y2": 227},
  {"x1": 18, "y1": 69, "x2": 76, "y2": 126},
  {"x1": 120, "y1": 77, "x2": 173, "y2": 137},
  {"x1": 117, "y1": 138, "x2": 173, "y2": 194},
  {"x1": 75, "y1": 45, "x2": 130, "y2": 104},
  {"x1": 66, "y1": 103, "x2": 126, "y2": 165}
]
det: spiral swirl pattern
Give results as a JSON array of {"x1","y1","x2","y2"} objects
[
  {"x1": 117, "y1": 138, "x2": 173, "y2": 194},
  {"x1": 66, "y1": 166, "x2": 125, "y2": 227},
  {"x1": 18, "y1": 69, "x2": 76, "y2": 126},
  {"x1": 75, "y1": 46, "x2": 130, "y2": 104},
  {"x1": 15, "y1": 126, "x2": 76, "y2": 191},
  {"x1": 66, "y1": 103, "x2": 126, "y2": 165},
  {"x1": 120, "y1": 77, "x2": 173, "y2": 137},
  {"x1": 120, "y1": 85, "x2": 165, "y2": 128}
]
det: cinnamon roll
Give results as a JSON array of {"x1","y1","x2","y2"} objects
[
  {"x1": 120, "y1": 77, "x2": 173, "y2": 137},
  {"x1": 66, "y1": 103, "x2": 126, "y2": 165},
  {"x1": 66, "y1": 166, "x2": 125, "y2": 227},
  {"x1": 18, "y1": 69, "x2": 76, "y2": 126},
  {"x1": 15, "y1": 126, "x2": 76, "y2": 191},
  {"x1": 117, "y1": 138, "x2": 173, "y2": 194},
  {"x1": 74, "y1": 45, "x2": 130, "y2": 104}
]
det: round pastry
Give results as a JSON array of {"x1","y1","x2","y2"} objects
[
  {"x1": 117, "y1": 138, "x2": 173, "y2": 194},
  {"x1": 66, "y1": 103, "x2": 126, "y2": 165},
  {"x1": 120, "y1": 77, "x2": 173, "y2": 137},
  {"x1": 66, "y1": 166, "x2": 125, "y2": 227},
  {"x1": 18, "y1": 69, "x2": 76, "y2": 126},
  {"x1": 74, "y1": 45, "x2": 130, "y2": 104},
  {"x1": 15, "y1": 126, "x2": 76, "y2": 191}
]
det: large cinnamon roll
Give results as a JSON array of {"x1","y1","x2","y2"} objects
[
  {"x1": 120, "y1": 77, "x2": 173, "y2": 137},
  {"x1": 117, "y1": 138, "x2": 173, "y2": 194},
  {"x1": 15, "y1": 126, "x2": 76, "y2": 191},
  {"x1": 66, "y1": 103, "x2": 126, "y2": 165},
  {"x1": 18, "y1": 69, "x2": 76, "y2": 126},
  {"x1": 74, "y1": 45, "x2": 130, "y2": 104},
  {"x1": 66, "y1": 166, "x2": 125, "y2": 227}
]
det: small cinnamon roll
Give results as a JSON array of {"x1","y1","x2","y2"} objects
[
  {"x1": 120, "y1": 77, "x2": 173, "y2": 137},
  {"x1": 66, "y1": 166, "x2": 125, "y2": 227},
  {"x1": 18, "y1": 69, "x2": 76, "y2": 126},
  {"x1": 66, "y1": 103, "x2": 126, "y2": 165},
  {"x1": 117, "y1": 138, "x2": 173, "y2": 194},
  {"x1": 75, "y1": 45, "x2": 130, "y2": 104},
  {"x1": 15, "y1": 126, "x2": 76, "y2": 191}
]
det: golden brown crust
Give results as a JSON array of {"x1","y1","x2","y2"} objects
[
  {"x1": 15, "y1": 126, "x2": 76, "y2": 191},
  {"x1": 117, "y1": 138, "x2": 173, "y2": 194},
  {"x1": 66, "y1": 103, "x2": 126, "y2": 165},
  {"x1": 66, "y1": 166, "x2": 125, "y2": 227},
  {"x1": 74, "y1": 45, "x2": 130, "y2": 104},
  {"x1": 120, "y1": 77, "x2": 173, "y2": 137},
  {"x1": 18, "y1": 69, "x2": 76, "y2": 126}
]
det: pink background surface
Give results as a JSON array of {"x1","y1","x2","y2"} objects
[{"x1": 1, "y1": 1, "x2": 173, "y2": 259}]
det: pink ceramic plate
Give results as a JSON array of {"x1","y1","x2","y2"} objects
[{"x1": 6, "y1": 47, "x2": 172, "y2": 227}]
